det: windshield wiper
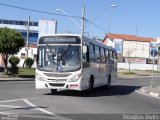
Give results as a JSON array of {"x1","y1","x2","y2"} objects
[{"x1": 61, "y1": 44, "x2": 71, "y2": 57}]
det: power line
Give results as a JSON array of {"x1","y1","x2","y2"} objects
[
  {"x1": 0, "y1": 2, "x2": 109, "y2": 35},
  {"x1": 0, "y1": 2, "x2": 81, "y2": 19},
  {"x1": 0, "y1": 1, "x2": 155, "y2": 46},
  {"x1": 0, "y1": 1, "x2": 109, "y2": 33}
]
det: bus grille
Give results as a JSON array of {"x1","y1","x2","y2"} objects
[
  {"x1": 44, "y1": 73, "x2": 71, "y2": 77},
  {"x1": 47, "y1": 79, "x2": 67, "y2": 82},
  {"x1": 49, "y1": 83, "x2": 65, "y2": 87}
]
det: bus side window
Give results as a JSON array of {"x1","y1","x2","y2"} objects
[
  {"x1": 105, "y1": 49, "x2": 109, "y2": 63},
  {"x1": 100, "y1": 48, "x2": 105, "y2": 63},
  {"x1": 83, "y1": 45, "x2": 89, "y2": 62},
  {"x1": 89, "y1": 44, "x2": 95, "y2": 62},
  {"x1": 95, "y1": 46, "x2": 101, "y2": 63},
  {"x1": 113, "y1": 51, "x2": 117, "y2": 60}
]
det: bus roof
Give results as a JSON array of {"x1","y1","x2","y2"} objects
[
  {"x1": 82, "y1": 36, "x2": 116, "y2": 52},
  {"x1": 39, "y1": 34, "x2": 81, "y2": 38},
  {"x1": 39, "y1": 34, "x2": 116, "y2": 52}
]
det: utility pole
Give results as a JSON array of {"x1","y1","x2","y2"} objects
[
  {"x1": 81, "y1": 6, "x2": 85, "y2": 36},
  {"x1": 26, "y1": 16, "x2": 30, "y2": 59},
  {"x1": 136, "y1": 26, "x2": 138, "y2": 36},
  {"x1": 109, "y1": 15, "x2": 111, "y2": 32}
]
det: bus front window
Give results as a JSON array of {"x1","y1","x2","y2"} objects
[{"x1": 37, "y1": 45, "x2": 81, "y2": 72}]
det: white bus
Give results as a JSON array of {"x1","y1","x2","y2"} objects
[{"x1": 36, "y1": 34, "x2": 117, "y2": 94}]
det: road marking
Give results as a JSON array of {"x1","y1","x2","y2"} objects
[
  {"x1": 0, "y1": 98, "x2": 37, "y2": 103},
  {"x1": 0, "y1": 104, "x2": 23, "y2": 108},
  {"x1": 23, "y1": 99, "x2": 54, "y2": 115},
  {"x1": 23, "y1": 99, "x2": 72, "y2": 120},
  {"x1": 0, "y1": 98, "x2": 72, "y2": 120}
]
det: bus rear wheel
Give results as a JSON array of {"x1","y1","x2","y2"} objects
[
  {"x1": 88, "y1": 76, "x2": 94, "y2": 92},
  {"x1": 106, "y1": 75, "x2": 111, "y2": 89},
  {"x1": 51, "y1": 89, "x2": 58, "y2": 95}
]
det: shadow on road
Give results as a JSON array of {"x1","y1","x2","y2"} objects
[{"x1": 44, "y1": 85, "x2": 141, "y2": 97}]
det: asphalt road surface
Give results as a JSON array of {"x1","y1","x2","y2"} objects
[{"x1": 0, "y1": 76, "x2": 160, "y2": 120}]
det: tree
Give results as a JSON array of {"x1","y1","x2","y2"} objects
[
  {"x1": 0, "y1": 28, "x2": 25, "y2": 74},
  {"x1": 9, "y1": 56, "x2": 20, "y2": 74},
  {"x1": 25, "y1": 58, "x2": 34, "y2": 68}
]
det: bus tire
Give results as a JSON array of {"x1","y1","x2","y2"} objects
[
  {"x1": 106, "y1": 75, "x2": 111, "y2": 89},
  {"x1": 51, "y1": 89, "x2": 58, "y2": 95},
  {"x1": 89, "y1": 76, "x2": 94, "y2": 91}
]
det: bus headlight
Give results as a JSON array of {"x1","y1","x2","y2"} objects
[
  {"x1": 69, "y1": 73, "x2": 81, "y2": 82},
  {"x1": 36, "y1": 74, "x2": 45, "y2": 81}
]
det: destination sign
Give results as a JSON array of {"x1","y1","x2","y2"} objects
[{"x1": 39, "y1": 36, "x2": 81, "y2": 44}]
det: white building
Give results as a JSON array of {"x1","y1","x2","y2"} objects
[
  {"x1": 0, "y1": 19, "x2": 57, "y2": 67},
  {"x1": 102, "y1": 34, "x2": 156, "y2": 64},
  {"x1": 102, "y1": 34, "x2": 160, "y2": 71}
]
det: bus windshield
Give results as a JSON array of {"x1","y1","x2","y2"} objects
[{"x1": 37, "y1": 45, "x2": 81, "y2": 72}]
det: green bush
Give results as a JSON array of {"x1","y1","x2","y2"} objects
[
  {"x1": 25, "y1": 58, "x2": 34, "y2": 68},
  {"x1": 9, "y1": 56, "x2": 20, "y2": 74}
]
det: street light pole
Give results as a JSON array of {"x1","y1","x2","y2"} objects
[
  {"x1": 26, "y1": 16, "x2": 30, "y2": 59},
  {"x1": 56, "y1": 8, "x2": 85, "y2": 36},
  {"x1": 56, "y1": 9, "x2": 81, "y2": 30},
  {"x1": 92, "y1": 4, "x2": 117, "y2": 22},
  {"x1": 81, "y1": 6, "x2": 85, "y2": 36}
]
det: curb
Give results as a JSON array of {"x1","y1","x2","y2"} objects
[
  {"x1": 0, "y1": 78, "x2": 35, "y2": 82},
  {"x1": 136, "y1": 88, "x2": 160, "y2": 99},
  {"x1": 118, "y1": 72, "x2": 160, "y2": 78},
  {"x1": 149, "y1": 92, "x2": 160, "y2": 97}
]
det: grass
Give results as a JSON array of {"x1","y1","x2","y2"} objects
[
  {"x1": 1, "y1": 67, "x2": 35, "y2": 78},
  {"x1": 122, "y1": 71, "x2": 137, "y2": 75},
  {"x1": 18, "y1": 68, "x2": 35, "y2": 78},
  {"x1": 144, "y1": 70, "x2": 160, "y2": 73}
]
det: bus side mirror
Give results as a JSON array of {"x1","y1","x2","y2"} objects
[{"x1": 83, "y1": 46, "x2": 87, "y2": 54}]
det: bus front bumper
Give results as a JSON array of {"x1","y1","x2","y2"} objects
[{"x1": 36, "y1": 79, "x2": 81, "y2": 91}]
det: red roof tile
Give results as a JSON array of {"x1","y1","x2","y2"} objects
[{"x1": 103, "y1": 34, "x2": 156, "y2": 42}]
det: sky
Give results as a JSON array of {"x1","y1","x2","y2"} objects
[{"x1": 0, "y1": 0, "x2": 160, "y2": 39}]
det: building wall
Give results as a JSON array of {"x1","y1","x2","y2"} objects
[
  {"x1": 104, "y1": 38, "x2": 151, "y2": 59},
  {"x1": 38, "y1": 19, "x2": 57, "y2": 38},
  {"x1": 118, "y1": 63, "x2": 160, "y2": 71},
  {"x1": 0, "y1": 19, "x2": 57, "y2": 68},
  {"x1": 123, "y1": 41, "x2": 150, "y2": 58},
  {"x1": 0, "y1": 55, "x2": 4, "y2": 66},
  {"x1": 0, "y1": 24, "x2": 38, "y2": 31},
  {"x1": 0, "y1": 19, "x2": 39, "y2": 43},
  {"x1": 12, "y1": 47, "x2": 37, "y2": 68}
]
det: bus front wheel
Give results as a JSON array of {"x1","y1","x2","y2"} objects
[{"x1": 51, "y1": 89, "x2": 58, "y2": 95}]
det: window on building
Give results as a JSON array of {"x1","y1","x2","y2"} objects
[
  {"x1": 21, "y1": 21, "x2": 27, "y2": 25},
  {"x1": 15, "y1": 21, "x2": 21, "y2": 25},
  {"x1": 3, "y1": 20, "x2": 8, "y2": 24},
  {"x1": 34, "y1": 54, "x2": 37, "y2": 61},
  {"x1": 8, "y1": 20, "x2": 15, "y2": 24},
  {"x1": 33, "y1": 22, "x2": 38, "y2": 26},
  {"x1": 21, "y1": 53, "x2": 26, "y2": 59},
  {"x1": 0, "y1": 19, "x2": 2, "y2": 24}
]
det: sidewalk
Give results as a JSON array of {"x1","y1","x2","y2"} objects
[
  {"x1": 0, "y1": 77, "x2": 35, "y2": 81},
  {"x1": 137, "y1": 86, "x2": 160, "y2": 98},
  {"x1": 118, "y1": 69, "x2": 160, "y2": 99},
  {"x1": 0, "y1": 72, "x2": 35, "y2": 81},
  {"x1": 118, "y1": 69, "x2": 160, "y2": 78}
]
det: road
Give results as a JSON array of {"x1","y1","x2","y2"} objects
[{"x1": 0, "y1": 76, "x2": 160, "y2": 120}]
